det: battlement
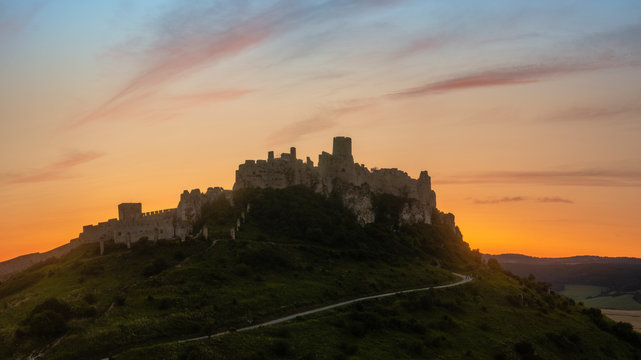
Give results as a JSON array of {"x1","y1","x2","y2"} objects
[
  {"x1": 234, "y1": 136, "x2": 437, "y2": 225},
  {"x1": 141, "y1": 209, "x2": 176, "y2": 217}
]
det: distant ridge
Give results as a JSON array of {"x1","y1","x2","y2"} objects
[
  {"x1": 484, "y1": 253, "x2": 641, "y2": 265},
  {"x1": 0, "y1": 243, "x2": 75, "y2": 281}
]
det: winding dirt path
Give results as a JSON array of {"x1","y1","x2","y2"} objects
[{"x1": 178, "y1": 272, "x2": 472, "y2": 343}]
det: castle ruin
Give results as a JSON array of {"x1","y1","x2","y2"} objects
[
  {"x1": 234, "y1": 136, "x2": 440, "y2": 225},
  {"x1": 72, "y1": 136, "x2": 457, "y2": 248},
  {"x1": 72, "y1": 187, "x2": 231, "y2": 247}
]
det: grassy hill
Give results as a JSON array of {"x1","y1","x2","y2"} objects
[{"x1": 1, "y1": 187, "x2": 640, "y2": 359}]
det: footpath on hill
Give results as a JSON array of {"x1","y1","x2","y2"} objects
[{"x1": 172, "y1": 273, "x2": 472, "y2": 344}]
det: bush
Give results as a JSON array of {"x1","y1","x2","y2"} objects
[
  {"x1": 487, "y1": 258, "x2": 502, "y2": 271},
  {"x1": 514, "y1": 340, "x2": 535, "y2": 355},
  {"x1": 271, "y1": 340, "x2": 292, "y2": 356},
  {"x1": 338, "y1": 342, "x2": 358, "y2": 355},
  {"x1": 27, "y1": 310, "x2": 66, "y2": 337},
  {"x1": 114, "y1": 295, "x2": 126, "y2": 306},
  {"x1": 29, "y1": 298, "x2": 72, "y2": 321},
  {"x1": 83, "y1": 293, "x2": 97, "y2": 305},
  {"x1": 143, "y1": 258, "x2": 169, "y2": 277}
]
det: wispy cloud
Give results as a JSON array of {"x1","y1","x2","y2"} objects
[
  {"x1": 388, "y1": 22, "x2": 641, "y2": 99},
  {"x1": 471, "y1": 196, "x2": 573, "y2": 204},
  {"x1": 538, "y1": 197, "x2": 574, "y2": 204},
  {"x1": 440, "y1": 169, "x2": 641, "y2": 187},
  {"x1": 472, "y1": 197, "x2": 526, "y2": 204},
  {"x1": 389, "y1": 33, "x2": 453, "y2": 60},
  {"x1": 0, "y1": 1, "x2": 47, "y2": 44},
  {"x1": 170, "y1": 89, "x2": 253, "y2": 107},
  {"x1": 388, "y1": 61, "x2": 614, "y2": 98},
  {"x1": 67, "y1": 0, "x2": 406, "y2": 128},
  {"x1": 268, "y1": 99, "x2": 376, "y2": 145},
  {"x1": 545, "y1": 105, "x2": 641, "y2": 122},
  {"x1": 1, "y1": 151, "x2": 105, "y2": 185}
]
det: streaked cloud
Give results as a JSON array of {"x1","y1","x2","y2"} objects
[
  {"x1": 389, "y1": 33, "x2": 453, "y2": 60},
  {"x1": 440, "y1": 169, "x2": 641, "y2": 187},
  {"x1": 388, "y1": 22, "x2": 641, "y2": 99},
  {"x1": 545, "y1": 105, "x2": 641, "y2": 122},
  {"x1": 68, "y1": 0, "x2": 407, "y2": 128},
  {"x1": 1, "y1": 151, "x2": 105, "y2": 185},
  {"x1": 268, "y1": 100, "x2": 376, "y2": 145},
  {"x1": 471, "y1": 196, "x2": 573, "y2": 204},
  {"x1": 538, "y1": 197, "x2": 574, "y2": 204},
  {"x1": 169, "y1": 89, "x2": 253, "y2": 107},
  {"x1": 388, "y1": 61, "x2": 615, "y2": 98},
  {"x1": 472, "y1": 196, "x2": 525, "y2": 204},
  {"x1": 0, "y1": 0, "x2": 47, "y2": 44}
]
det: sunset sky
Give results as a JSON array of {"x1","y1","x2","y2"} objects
[{"x1": 1, "y1": 0, "x2": 640, "y2": 262}]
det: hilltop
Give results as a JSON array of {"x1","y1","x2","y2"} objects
[
  {"x1": 0, "y1": 137, "x2": 457, "y2": 280},
  {"x1": 0, "y1": 138, "x2": 640, "y2": 359}
]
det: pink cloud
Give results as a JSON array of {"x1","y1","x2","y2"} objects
[
  {"x1": 170, "y1": 90, "x2": 254, "y2": 107},
  {"x1": 1, "y1": 151, "x2": 105, "y2": 185},
  {"x1": 388, "y1": 62, "x2": 614, "y2": 98},
  {"x1": 471, "y1": 196, "x2": 573, "y2": 204},
  {"x1": 268, "y1": 100, "x2": 376, "y2": 145},
  {"x1": 439, "y1": 169, "x2": 641, "y2": 187},
  {"x1": 67, "y1": 0, "x2": 407, "y2": 129}
]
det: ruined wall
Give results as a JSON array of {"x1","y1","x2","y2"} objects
[
  {"x1": 234, "y1": 136, "x2": 439, "y2": 226},
  {"x1": 113, "y1": 209, "x2": 177, "y2": 244},
  {"x1": 233, "y1": 147, "x2": 319, "y2": 191},
  {"x1": 75, "y1": 185, "x2": 232, "y2": 247}
]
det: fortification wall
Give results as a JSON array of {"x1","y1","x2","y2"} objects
[
  {"x1": 234, "y1": 136, "x2": 438, "y2": 225},
  {"x1": 233, "y1": 149, "x2": 319, "y2": 191}
]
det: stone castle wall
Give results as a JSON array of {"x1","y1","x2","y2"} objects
[
  {"x1": 73, "y1": 136, "x2": 455, "y2": 247},
  {"x1": 74, "y1": 187, "x2": 231, "y2": 246},
  {"x1": 233, "y1": 136, "x2": 441, "y2": 225}
]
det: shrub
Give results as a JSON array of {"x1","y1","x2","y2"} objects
[
  {"x1": 487, "y1": 258, "x2": 502, "y2": 271},
  {"x1": 27, "y1": 310, "x2": 66, "y2": 337},
  {"x1": 83, "y1": 293, "x2": 97, "y2": 305},
  {"x1": 338, "y1": 342, "x2": 358, "y2": 355},
  {"x1": 114, "y1": 295, "x2": 126, "y2": 306},
  {"x1": 143, "y1": 258, "x2": 169, "y2": 277},
  {"x1": 29, "y1": 298, "x2": 72, "y2": 321},
  {"x1": 271, "y1": 340, "x2": 292, "y2": 356},
  {"x1": 514, "y1": 341, "x2": 535, "y2": 355}
]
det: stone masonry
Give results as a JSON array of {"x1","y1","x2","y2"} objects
[
  {"x1": 71, "y1": 136, "x2": 457, "y2": 248},
  {"x1": 234, "y1": 136, "x2": 445, "y2": 226}
]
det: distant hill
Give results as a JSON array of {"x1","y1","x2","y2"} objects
[
  {"x1": 486, "y1": 253, "x2": 641, "y2": 290},
  {"x1": 487, "y1": 253, "x2": 641, "y2": 311},
  {"x1": 0, "y1": 243, "x2": 76, "y2": 282},
  {"x1": 486, "y1": 253, "x2": 641, "y2": 265}
]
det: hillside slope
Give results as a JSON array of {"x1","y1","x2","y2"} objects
[{"x1": 0, "y1": 187, "x2": 639, "y2": 359}]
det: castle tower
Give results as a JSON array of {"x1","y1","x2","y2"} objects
[
  {"x1": 118, "y1": 203, "x2": 142, "y2": 222},
  {"x1": 332, "y1": 136, "x2": 352, "y2": 159}
]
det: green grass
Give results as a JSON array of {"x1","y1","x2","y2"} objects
[
  {"x1": 560, "y1": 285, "x2": 607, "y2": 299},
  {"x1": 115, "y1": 268, "x2": 641, "y2": 360},
  {"x1": 1, "y1": 186, "x2": 640, "y2": 359},
  {"x1": 583, "y1": 295, "x2": 641, "y2": 310},
  {"x1": 561, "y1": 284, "x2": 641, "y2": 310},
  {"x1": 0, "y1": 231, "x2": 458, "y2": 359}
]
